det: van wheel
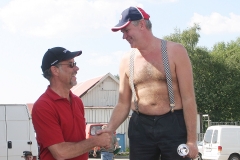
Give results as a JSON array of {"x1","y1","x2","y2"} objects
[{"x1": 229, "y1": 154, "x2": 240, "y2": 160}]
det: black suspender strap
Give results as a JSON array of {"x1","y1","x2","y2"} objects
[
  {"x1": 129, "y1": 49, "x2": 139, "y2": 114},
  {"x1": 161, "y1": 39, "x2": 175, "y2": 112}
]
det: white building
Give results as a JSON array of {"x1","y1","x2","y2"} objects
[{"x1": 71, "y1": 73, "x2": 130, "y2": 151}]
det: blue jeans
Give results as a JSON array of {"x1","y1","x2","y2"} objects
[{"x1": 101, "y1": 151, "x2": 114, "y2": 160}]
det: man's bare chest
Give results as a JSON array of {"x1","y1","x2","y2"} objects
[{"x1": 133, "y1": 59, "x2": 166, "y2": 85}]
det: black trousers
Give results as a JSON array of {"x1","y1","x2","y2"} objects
[{"x1": 128, "y1": 109, "x2": 191, "y2": 160}]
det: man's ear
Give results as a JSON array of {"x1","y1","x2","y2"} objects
[
  {"x1": 139, "y1": 19, "x2": 145, "y2": 30},
  {"x1": 50, "y1": 66, "x2": 59, "y2": 76}
]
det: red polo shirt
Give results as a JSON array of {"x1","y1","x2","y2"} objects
[{"x1": 32, "y1": 86, "x2": 88, "y2": 160}]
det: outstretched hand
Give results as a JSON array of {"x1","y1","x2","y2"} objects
[
  {"x1": 96, "y1": 127, "x2": 112, "y2": 135},
  {"x1": 185, "y1": 142, "x2": 198, "y2": 159},
  {"x1": 96, "y1": 127, "x2": 114, "y2": 149},
  {"x1": 96, "y1": 132, "x2": 112, "y2": 149}
]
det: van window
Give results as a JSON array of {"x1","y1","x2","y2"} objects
[
  {"x1": 212, "y1": 130, "x2": 218, "y2": 143},
  {"x1": 90, "y1": 126, "x2": 102, "y2": 135},
  {"x1": 204, "y1": 129, "x2": 213, "y2": 143}
]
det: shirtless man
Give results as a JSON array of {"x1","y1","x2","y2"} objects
[{"x1": 99, "y1": 6, "x2": 198, "y2": 160}]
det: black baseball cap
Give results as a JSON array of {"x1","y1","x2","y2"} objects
[
  {"x1": 41, "y1": 47, "x2": 82, "y2": 72},
  {"x1": 23, "y1": 151, "x2": 32, "y2": 156}
]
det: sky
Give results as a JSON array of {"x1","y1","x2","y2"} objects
[{"x1": 0, "y1": 0, "x2": 239, "y2": 104}]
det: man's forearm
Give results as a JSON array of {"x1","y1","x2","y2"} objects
[
  {"x1": 49, "y1": 135, "x2": 108, "y2": 159},
  {"x1": 183, "y1": 104, "x2": 198, "y2": 143},
  {"x1": 107, "y1": 104, "x2": 130, "y2": 132}
]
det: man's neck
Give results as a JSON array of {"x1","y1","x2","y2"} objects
[
  {"x1": 50, "y1": 83, "x2": 71, "y2": 101},
  {"x1": 137, "y1": 36, "x2": 160, "y2": 56}
]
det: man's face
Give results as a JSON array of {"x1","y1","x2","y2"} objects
[
  {"x1": 121, "y1": 21, "x2": 142, "y2": 48},
  {"x1": 25, "y1": 155, "x2": 33, "y2": 160},
  {"x1": 55, "y1": 58, "x2": 79, "y2": 88}
]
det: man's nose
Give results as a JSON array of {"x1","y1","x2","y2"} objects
[{"x1": 75, "y1": 66, "x2": 79, "y2": 71}]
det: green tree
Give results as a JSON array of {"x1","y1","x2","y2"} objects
[
  {"x1": 164, "y1": 23, "x2": 201, "y2": 54},
  {"x1": 207, "y1": 38, "x2": 240, "y2": 121}
]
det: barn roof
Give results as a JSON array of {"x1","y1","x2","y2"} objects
[{"x1": 71, "y1": 73, "x2": 119, "y2": 97}]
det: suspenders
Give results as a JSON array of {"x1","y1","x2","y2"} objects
[
  {"x1": 161, "y1": 40, "x2": 175, "y2": 112},
  {"x1": 129, "y1": 48, "x2": 138, "y2": 113},
  {"x1": 129, "y1": 39, "x2": 175, "y2": 114}
]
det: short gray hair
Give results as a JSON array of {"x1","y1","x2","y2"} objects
[
  {"x1": 42, "y1": 68, "x2": 52, "y2": 81},
  {"x1": 131, "y1": 19, "x2": 152, "y2": 30}
]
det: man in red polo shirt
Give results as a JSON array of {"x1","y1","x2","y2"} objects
[{"x1": 32, "y1": 47, "x2": 111, "y2": 160}]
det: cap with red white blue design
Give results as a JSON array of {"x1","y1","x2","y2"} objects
[{"x1": 111, "y1": 6, "x2": 150, "y2": 32}]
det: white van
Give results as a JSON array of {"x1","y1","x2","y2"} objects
[
  {"x1": 202, "y1": 125, "x2": 240, "y2": 160},
  {"x1": 0, "y1": 104, "x2": 38, "y2": 160}
]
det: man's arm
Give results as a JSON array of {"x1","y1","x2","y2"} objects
[
  {"x1": 48, "y1": 133, "x2": 111, "y2": 160},
  {"x1": 173, "y1": 43, "x2": 198, "y2": 158},
  {"x1": 106, "y1": 54, "x2": 132, "y2": 133}
]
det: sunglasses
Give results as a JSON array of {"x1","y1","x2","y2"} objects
[{"x1": 57, "y1": 62, "x2": 77, "y2": 68}]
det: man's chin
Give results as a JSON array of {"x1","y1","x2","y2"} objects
[
  {"x1": 73, "y1": 82, "x2": 77, "y2": 86},
  {"x1": 71, "y1": 81, "x2": 77, "y2": 87},
  {"x1": 129, "y1": 43, "x2": 136, "y2": 48}
]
